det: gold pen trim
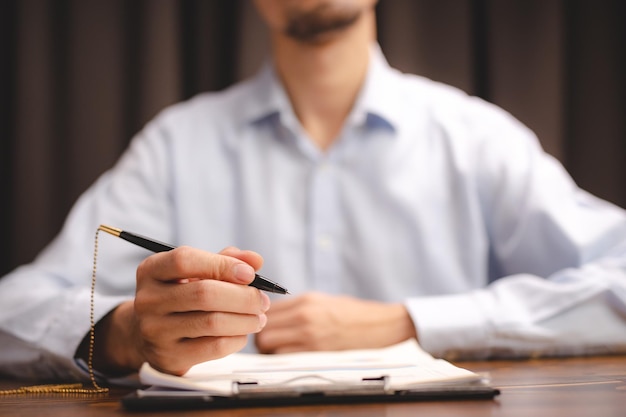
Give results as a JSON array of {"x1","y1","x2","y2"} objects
[{"x1": 98, "y1": 224, "x2": 122, "y2": 237}]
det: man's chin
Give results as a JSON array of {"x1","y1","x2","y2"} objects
[{"x1": 284, "y1": 4, "x2": 362, "y2": 44}]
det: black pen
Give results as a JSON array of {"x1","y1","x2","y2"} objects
[{"x1": 98, "y1": 224, "x2": 289, "y2": 295}]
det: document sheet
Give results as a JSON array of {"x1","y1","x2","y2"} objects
[{"x1": 136, "y1": 339, "x2": 488, "y2": 397}]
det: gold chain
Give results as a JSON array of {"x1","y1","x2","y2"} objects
[
  {"x1": 0, "y1": 228, "x2": 109, "y2": 395},
  {"x1": 86, "y1": 228, "x2": 109, "y2": 393}
]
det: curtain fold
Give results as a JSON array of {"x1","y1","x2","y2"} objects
[{"x1": 1, "y1": 0, "x2": 625, "y2": 275}]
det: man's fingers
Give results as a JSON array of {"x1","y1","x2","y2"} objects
[
  {"x1": 256, "y1": 327, "x2": 304, "y2": 354},
  {"x1": 219, "y1": 246, "x2": 264, "y2": 271},
  {"x1": 264, "y1": 297, "x2": 300, "y2": 316},
  {"x1": 265, "y1": 292, "x2": 323, "y2": 314},
  {"x1": 152, "y1": 311, "x2": 267, "y2": 340},
  {"x1": 137, "y1": 279, "x2": 270, "y2": 316},
  {"x1": 137, "y1": 246, "x2": 257, "y2": 285},
  {"x1": 150, "y1": 335, "x2": 249, "y2": 376}
]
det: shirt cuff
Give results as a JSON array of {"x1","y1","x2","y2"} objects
[
  {"x1": 75, "y1": 357, "x2": 141, "y2": 387},
  {"x1": 405, "y1": 291, "x2": 491, "y2": 359}
]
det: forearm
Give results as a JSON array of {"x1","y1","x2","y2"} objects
[
  {"x1": 360, "y1": 301, "x2": 418, "y2": 347},
  {"x1": 257, "y1": 293, "x2": 417, "y2": 353},
  {"x1": 407, "y1": 269, "x2": 626, "y2": 359}
]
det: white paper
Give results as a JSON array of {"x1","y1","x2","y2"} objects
[{"x1": 137, "y1": 339, "x2": 483, "y2": 397}]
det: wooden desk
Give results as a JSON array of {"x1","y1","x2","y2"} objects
[{"x1": 1, "y1": 355, "x2": 625, "y2": 417}]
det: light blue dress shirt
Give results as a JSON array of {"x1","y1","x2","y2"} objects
[{"x1": 2, "y1": 46, "x2": 626, "y2": 380}]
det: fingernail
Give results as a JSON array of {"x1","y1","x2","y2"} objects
[
  {"x1": 233, "y1": 263, "x2": 254, "y2": 283},
  {"x1": 259, "y1": 314, "x2": 268, "y2": 329},
  {"x1": 260, "y1": 292, "x2": 270, "y2": 312}
]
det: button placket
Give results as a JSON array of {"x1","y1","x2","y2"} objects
[{"x1": 308, "y1": 160, "x2": 341, "y2": 293}]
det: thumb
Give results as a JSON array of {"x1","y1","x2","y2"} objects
[{"x1": 139, "y1": 246, "x2": 256, "y2": 285}]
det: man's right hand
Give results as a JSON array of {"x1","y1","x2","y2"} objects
[{"x1": 81, "y1": 246, "x2": 270, "y2": 376}]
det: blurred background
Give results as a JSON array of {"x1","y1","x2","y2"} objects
[{"x1": 1, "y1": 0, "x2": 625, "y2": 277}]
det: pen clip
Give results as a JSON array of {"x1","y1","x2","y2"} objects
[{"x1": 233, "y1": 376, "x2": 388, "y2": 398}]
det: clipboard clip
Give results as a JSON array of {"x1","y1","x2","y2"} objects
[{"x1": 233, "y1": 375, "x2": 389, "y2": 398}]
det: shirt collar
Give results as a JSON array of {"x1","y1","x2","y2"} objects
[
  {"x1": 352, "y1": 44, "x2": 403, "y2": 131},
  {"x1": 237, "y1": 43, "x2": 402, "y2": 132},
  {"x1": 235, "y1": 60, "x2": 290, "y2": 126}
]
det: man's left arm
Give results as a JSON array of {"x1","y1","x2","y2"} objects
[{"x1": 255, "y1": 292, "x2": 416, "y2": 353}]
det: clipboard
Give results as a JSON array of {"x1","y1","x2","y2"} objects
[
  {"x1": 121, "y1": 376, "x2": 500, "y2": 411},
  {"x1": 120, "y1": 339, "x2": 500, "y2": 411}
]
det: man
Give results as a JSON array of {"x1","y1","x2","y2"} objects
[{"x1": 1, "y1": 0, "x2": 625, "y2": 381}]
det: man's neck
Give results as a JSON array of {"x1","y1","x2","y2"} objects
[{"x1": 270, "y1": 11, "x2": 375, "y2": 151}]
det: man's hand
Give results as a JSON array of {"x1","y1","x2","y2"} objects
[
  {"x1": 255, "y1": 292, "x2": 417, "y2": 354},
  {"x1": 80, "y1": 246, "x2": 270, "y2": 376}
]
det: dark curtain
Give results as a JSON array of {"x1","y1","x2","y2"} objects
[{"x1": 1, "y1": 0, "x2": 625, "y2": 276}]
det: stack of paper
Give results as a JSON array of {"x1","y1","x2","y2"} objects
[{"x1": 125, "y1": 339, "x2": 497, "y2": 407}]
